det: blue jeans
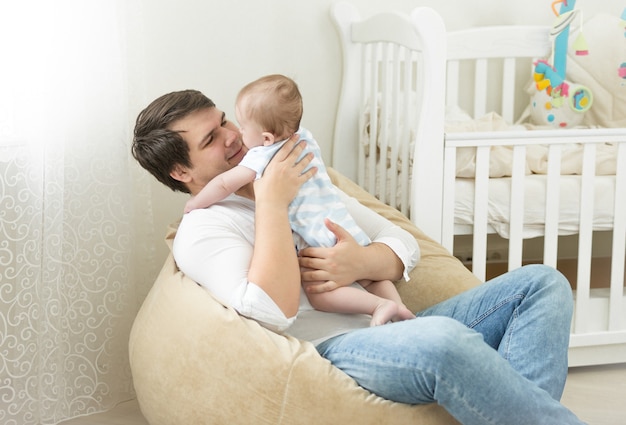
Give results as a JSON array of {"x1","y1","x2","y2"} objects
[{"x1": 316, "y1": 264, "x2": 586, "y2": 425}]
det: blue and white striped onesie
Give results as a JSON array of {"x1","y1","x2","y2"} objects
[{"x1": 239, "y1": 127, "x2": 371, "y2": 251}]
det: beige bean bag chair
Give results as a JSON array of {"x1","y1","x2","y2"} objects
[{"x1": 129, "y1": 169, "x2": 481, "y2": 424}]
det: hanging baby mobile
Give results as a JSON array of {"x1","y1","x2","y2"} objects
[{"x1": 530, "y1": 0, "x2": 593, "y2": 127}]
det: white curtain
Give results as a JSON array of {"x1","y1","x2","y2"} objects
[{"x1": 0, "y1": 1, "x2": 157, "y2": 423}]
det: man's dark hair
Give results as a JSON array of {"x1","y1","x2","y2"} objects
[{"x1": 132, "y1": 90, "x2": 215, "y2": 193}]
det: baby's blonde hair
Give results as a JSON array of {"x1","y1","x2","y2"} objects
[{"x1": 236, "y1": 74, "x2": 303, "y2": 140}]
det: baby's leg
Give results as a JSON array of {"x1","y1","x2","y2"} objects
[
  {"x1": 359, "y1": 279, "x2": 415, "y2": 325},
  {"x1": 307, "y1": 286, "x2": 410, "y2": 327}
]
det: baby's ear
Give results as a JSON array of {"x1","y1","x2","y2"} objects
[{"x1": 262, "y1": 132, "x2": 276, "y2": 146}]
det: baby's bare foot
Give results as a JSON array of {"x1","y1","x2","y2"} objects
[
  {"x1": 370, "y1": 300, "x2": 399, "y2": 326},
  {"x1": 393, "y1": 304, "x2": 416, "y2": 322}
]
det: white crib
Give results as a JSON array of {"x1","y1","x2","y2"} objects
[{"x1": 330, "y1": 1, "x2": 626, "y2": 367}]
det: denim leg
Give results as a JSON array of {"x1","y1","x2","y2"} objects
[
  {"x1": 316, "y1": 265, "x2": 584, "y2": 425},
  {"x1": 416, "y1": 264, "x2": 573, "y2": 399}
]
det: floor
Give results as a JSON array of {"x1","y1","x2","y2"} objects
[
  {"x1": 561, "y1": 363, "x2": 626, "y2": 424},
  {"x1": 59, "y1": 363, "x2": 626, "y2": 425}
]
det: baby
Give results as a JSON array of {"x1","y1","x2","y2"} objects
[{"x1": 184, "y1": 74, "x2": 414, "y2": 326}]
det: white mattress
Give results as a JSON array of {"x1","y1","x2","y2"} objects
[{"x1": 454, "y1": 175, "x2": 616, "y2": 238}]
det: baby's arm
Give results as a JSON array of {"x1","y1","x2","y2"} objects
[{"x1": 184, "y1": 165, "x2": 256, "y2": 213}]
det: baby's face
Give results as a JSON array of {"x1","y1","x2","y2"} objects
[{"x1": 234, "y1": 103, "x2": 266, "y2": 149}]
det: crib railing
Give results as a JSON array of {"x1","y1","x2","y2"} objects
[
  {"x1": 446, "y1": 26, "x2": 551, "y2": 123},
  {"x1": 358, "y1": 43, "x2": 421, "y2": 217},
  {"x1": 442, "y1": 128, "x2": 626, "y2": 366},
  {"x1": 331, "y1": 2, "x2": 446, "y2": 223}
]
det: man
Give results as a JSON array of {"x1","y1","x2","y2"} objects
[{"x1": 132, "y1": 89, "x2": 585, "y2": 424}]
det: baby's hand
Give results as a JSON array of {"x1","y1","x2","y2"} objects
[{"x1": 184, "y1": 197, "x2": 197, "y2": 214}]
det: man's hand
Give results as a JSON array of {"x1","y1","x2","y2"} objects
[
  {"x1": 299, "y1": 218, "x2": 366, "y2": 294},
  {"x1": 254, "y1": 134, "x2": 316, "y2": 207}
]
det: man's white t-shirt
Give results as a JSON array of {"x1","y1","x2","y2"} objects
[{"x1": 173, "y1": 189, "x2": 420, "y2": 345}]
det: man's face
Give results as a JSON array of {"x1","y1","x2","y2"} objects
[{"x1": 169, "y1": 106, "x2": 247, "y2": 195}]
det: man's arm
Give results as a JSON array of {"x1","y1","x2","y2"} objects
[
  {"x1": 248, "y1": 137, "x2": 316, "y2": 317},
  {"x1": 299, "y1": 192, "x2": 420, "y2": 294}
]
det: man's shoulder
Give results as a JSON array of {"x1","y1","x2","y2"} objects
[
  {"x1": 179, "y1": 196, "x2": 251, "y2": 225},
  {"x1": 174, "y1": 196, "x2": 255, "y2": 250}
]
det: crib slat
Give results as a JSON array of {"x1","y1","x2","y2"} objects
[
  {"x1": 442, "y1": 144, "x2": 457, "y2": 253},
  {"x1": 472, "y1": 145, "x2": 490, "y2": 281},
  {"x1": 501, "y1": 58, "x2": 516, "y2": 124},
  {"x1": 385, "y1": 43, "x2": 397, "y2": 208},
  {"x1": 357, "y1": 44, "x2": 367, "y2": 188},
  {"x1": 446, "y1": 60, "x2": 460, "y2": 110},
  {"x1": 390, "y1": 46, "x2": 406, "y2": 215},
  {"x1": 378, "y1": 43, "x2": 391, "y2": 206},
  {"x1": 507, "y1": 145, "x2": 525, "y2": 270},
  {"x1": 399, "y1": 48, "x2": 413, "y2": 217},
  {"x1": 610, "y1": 143, "x2": 626, "y2": 331},
  {"x1": 366, "y1": 44, "x2": 378, "y2": 194},
  {"x1": 543, "y1": 144, "x2": 562, "y2": 268},
  {"x1": 473, "y1": 59, "x2": 488, "y2": 119},
  {"x1": 573, "y1": 143, "x2": 597, "y2": 334}
]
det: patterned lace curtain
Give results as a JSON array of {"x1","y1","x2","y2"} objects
[{"x1": 0, "y1": 1, "x2": 156, "y2": 423}]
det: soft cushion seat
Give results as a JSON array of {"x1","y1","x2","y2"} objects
[{"x1": 129, "y1": 169, "x2": 481, "y2": 424}]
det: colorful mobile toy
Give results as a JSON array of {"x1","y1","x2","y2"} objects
[{"x1": 530, "y1": 0, "x2": 593, "y2": 127}]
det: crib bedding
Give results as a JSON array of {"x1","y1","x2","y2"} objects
[
  {"x1": 445, "y1": 108, "x2": 619, "y2": 177},
  {"x1": 364, "y1": 103, "x2": 619, "y2": 178},
  {"x1": 360, "y1": 108, "x2": 620, "y2": 239}
]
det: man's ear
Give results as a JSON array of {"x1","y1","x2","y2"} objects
[
  {"x1": 262, "y1": 132, "x2": 276, "y2": 147},
  {"x1": 169, "y1": 164, "x2": 192, "y2": 183}
]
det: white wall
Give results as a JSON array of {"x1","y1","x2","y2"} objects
[{"x1": 127, "y1": 0, "x2": 624, "y2": 263}]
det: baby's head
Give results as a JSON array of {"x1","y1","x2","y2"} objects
[{"x1": 235, "y1": 74, "x2": 303, "y2": 147}]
